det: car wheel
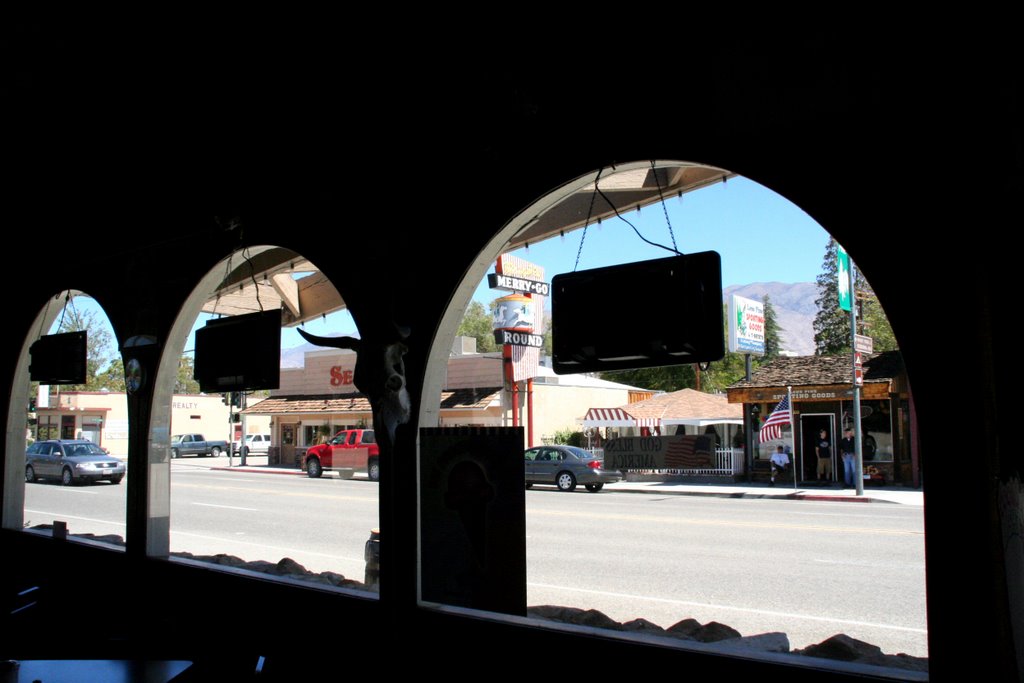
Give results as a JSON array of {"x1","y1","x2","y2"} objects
[
  {"x1": 210, "y1": 446, "x2": 221, "y2": 457},
  {"x1": 171, "y1": 449, "x2": 179, "y2": 459},
  {"x1": 241, "y1": 446, "x2": 249, "y2": 458},
  {"x1": 368, "y1": 457, "x2": 380, "y2": 482},
  {"x1": 585, "y1": 483, "x2": 604, "y2": 492},
  {"x1": 61, "y1": 467, "x2": 75, "y2": 486},
  {"x1": 306, "y1": 457, "x2": 323, "y2": 478},
  {"x1": 109, "y1": 476, "x2": 123, "y2": 485},
  {"x1": 556, "y1": 471, "x2": 576, "y2": 492},
  {"x1": 25, "y1": 465, "x2": 36, "y2": 483}
]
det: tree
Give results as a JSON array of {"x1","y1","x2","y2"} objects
[
  {"x1": 813, "y1": 238, "x2": 853, "y2": 355},
  {"x1": 95, "y1": 358, "x2": 126, "y2": 392},
  {"x1": 763, "y1": 294, "x2": 782, "y2": 359},
  {"x1": 455, "y1": 301, "x2": 498, "y2": 353},
  {"x1": 176, "y1": 355, "x2": 201, "y2": 394},
  {"x1": 54, "y1": 304, "x2": 117, "y2": 391},
  {"x1": 814, "y1": 238, "x2": 899, "y2": 355}
]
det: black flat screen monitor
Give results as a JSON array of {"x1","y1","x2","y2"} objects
[
  {"x1": 551, "y1": 251, "x2": 724, "y2": 374},
  {"x1": 194, "y1": 310, "x2": 281, "y2": 393},
  {"x1": 29, "y1": 331, "x2": 88, "y2": 385}
]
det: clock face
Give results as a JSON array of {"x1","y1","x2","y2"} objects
[{"x1": 125, "y1": 358, "x2": 144, "y2": 393}]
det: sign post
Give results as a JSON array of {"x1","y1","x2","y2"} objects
[{"x1": 839, "y1": 244, "x2": 865, "y2": 496}]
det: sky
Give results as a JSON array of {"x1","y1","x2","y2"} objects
[{"x1": 47, "y1": 175, "x2": 833, "y2": 356}]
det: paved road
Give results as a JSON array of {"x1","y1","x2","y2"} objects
[{"x1": 23, "y1": 460, "x2": 927, "y2": 657}]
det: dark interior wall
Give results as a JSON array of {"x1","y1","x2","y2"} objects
[{"x1": 3, "y1": 28, "x2": 1020, "y2": 679}]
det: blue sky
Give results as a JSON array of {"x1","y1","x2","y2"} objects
[{"x1": 51, "y1": 175, "x2": 832, "y2": 355}]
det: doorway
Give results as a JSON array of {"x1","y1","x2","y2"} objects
[{"x1": 800, "y1": 413, "x2": 836, "y2": 483}]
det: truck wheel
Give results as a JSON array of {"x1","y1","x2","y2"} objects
[
  {"x1": 210, "y1": 446, "x2": 222, "y2": 457},
  {"x1": 171, "y1": 449, "x2": 179, "y2": 459},
  {"x1": 368, "y1": 457, "x2": 380, "y2": 482},
  {"x1": 306, "y1": 457, "x2": 323, "y2": 478}
]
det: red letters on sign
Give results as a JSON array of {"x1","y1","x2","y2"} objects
[{"x1": 330, "y1": 366, "x2": 354, "y2": 386}]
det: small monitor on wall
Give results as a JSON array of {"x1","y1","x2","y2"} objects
[
  {"x1": 29, "y1": 331, "x2": 88, "y2": 385},
  {"x1": 194, "y1": 309, "x2": 282, "y2": 393},
  {"x1": 551, "y1": 251, "x2": 725, "y2": 375}
]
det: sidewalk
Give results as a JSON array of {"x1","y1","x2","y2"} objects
[{"x1": 206, "y1": 457, "x2": 923, "y2": 506}]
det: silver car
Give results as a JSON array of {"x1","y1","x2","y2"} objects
[
  {"x1": 524, "y1": 445, "x2": 622, "y2": 492},
  {"x1": 25, "y1": 440, "x2": 126, "y2": 486}
]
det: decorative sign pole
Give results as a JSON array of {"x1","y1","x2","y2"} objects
[{"x1": 838, "y1": 244, "x2": 864, "y2": 496}]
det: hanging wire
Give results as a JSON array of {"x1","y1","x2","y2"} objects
[
  {"x1": 573, "y1": 167, "x2": 604, "y2": 272},
  {"x1": 595, "y1": 183, "x2": 681, "y2": 256},
  {"x1": 650, "y1": 160, "x2": 679, "y2": 253},
  {"x1": 56, "y1": 291, "x2": 72, "y2": 331},
  {"x1": 243, "y1": 246, "x2": 264, "y2": 312}
]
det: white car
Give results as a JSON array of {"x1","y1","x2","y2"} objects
[{"x1": 232, "y1": 433, "x2": 271, "y2": 457}]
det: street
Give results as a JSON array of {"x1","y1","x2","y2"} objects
[{"x1": 24, "y1": 459, "x2": 926, "y2": 657}]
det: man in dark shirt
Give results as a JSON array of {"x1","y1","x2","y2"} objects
[
  {"x1": 815, "y1": 429, "x2": 832, "y2": 483},
  {"x1": 840, "y1": 427, "x2": 856, "y2": 487}
]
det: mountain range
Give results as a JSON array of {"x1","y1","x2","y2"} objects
[
  {"x1": 280, "y1": 282, "x2": 821, "y2": 364},
  {"x1": 724, "y1": 282, "x2": 818, "y2": 356}
]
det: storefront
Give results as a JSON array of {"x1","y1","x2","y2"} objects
[
  {"x1": 243, "y1": 339, "x2": 644, "y2": 464},
  {"x1": 32, "y1": 390, "x2": 267, "y2": 457},
  {"x1": 726, "y1": 351, "x2": 918, "y2": 486},
  {"x1": 581, "y1": 388, "x2": 744, "y2": 477}
]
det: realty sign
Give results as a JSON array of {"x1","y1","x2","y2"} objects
[{"x1": 728, "y1": 294, "x2": 765, "y2": 355}]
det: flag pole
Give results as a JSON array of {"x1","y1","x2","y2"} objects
[{"x1": 788, "y1": 386, "x2": 796, "y2": 489}]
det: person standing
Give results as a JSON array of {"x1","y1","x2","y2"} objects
[
  {"x1": 840, "y1": 427, "x2": 856, "y2": 487},
  {"x1": 815, "y1": 429, "x2": 832, "y2": 483},
  {"x1": 769, "y1": 445, "x2": 789, "y2": 486}
]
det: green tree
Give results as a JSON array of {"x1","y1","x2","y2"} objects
[
  {"x1": 814, "y1": 238, "x2": 898, "y2": 355},
  {"x1": 95, "y1": 358, "x2": 126, "y2": 392},
  {"x1": 763, "y1": 294, "x2": 781, "y2": 359},
  {"x1": 54, "y1": 304, "x2": 116, "y2": 391},
  {"x1": 600, "y1": 364, "x2": 697, "y2": 392},
  {"x1": 176, "y1": 355, "x2": 201, "y2": 394},
  {"x1": 813, "y1": 238, "x2": 852, "y2": 355},
  {"x1": 455, "y1": 301, "x2": 498, "y2": 353}
]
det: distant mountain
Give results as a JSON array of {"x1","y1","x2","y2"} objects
[{"x1": 724, "y1": 282, "x2": 818, "y2": 356}]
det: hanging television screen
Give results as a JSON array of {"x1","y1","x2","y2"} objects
[
  {"x1": 29, "y1": 331, "x2": 88, "y2": 385},
  {"x1": 194, "y1": 309, "x2": 281, "y2": 392},
  {"x1": 551, "y1": 251, "x2": 724, "y2": 374}
]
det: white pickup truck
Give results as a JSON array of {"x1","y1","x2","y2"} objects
[{"x1": 232, "y1": 433, "x2": 271, "y2": 457}]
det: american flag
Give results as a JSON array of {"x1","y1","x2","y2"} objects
[{"x1": 759, "y1": 395, "x2": 791, "y2": 443}]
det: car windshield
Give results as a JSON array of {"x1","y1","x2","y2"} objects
[{"x1": 67, "y1": 443, "x2": 106, "y2": 456}]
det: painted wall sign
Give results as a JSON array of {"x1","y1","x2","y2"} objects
[
  {"x1": 496, "y1": 254, "x2": 545, "y2": 282},
  {"x1": 330, "y1": 366, "x2": 355, "y2": 386},
  {"x1": 492, "y1": 294, "x2": 535, "y2": 332},
  {"x1": 487, "y1": 273, "x2": 550, "y2": 296},
  {"x1": 728, "y1": 294, "x2": 765, "y2": 355},
  {"x1": 493, "y1": 330, "x2": 544, "y2": 348},
  {"x1": 603, "y1": 435, "x2": 715, "y2": 470}
]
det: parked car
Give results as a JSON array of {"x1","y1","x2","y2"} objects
[
  {"x1": 302, "y1": 428, "x2": 380, "y2": 481},
  {"x1": 232, "y1": 433, "x2": 271, "y2": 457},
  {"x1": 524, "y1": 445, "x2": 621, "y2": 492},
  {"x1": 25, "y1": 440, "x2": 126, "y2": 486}
]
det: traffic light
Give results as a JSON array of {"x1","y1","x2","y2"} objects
[
  {"x1": 28, "y1": 397, "x2": 37, "y2": 413},
  {"x1": 232, "y1": 392, "x2": 243, "y2": 408},
  {"x1": 222, "y1": 393, "x2": 231, "y2": 406}
]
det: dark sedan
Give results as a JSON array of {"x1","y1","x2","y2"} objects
[
  {"x1": 524, "y1": 445, "x2": 621, "y2": 492},
  {"x1": 25, "y1": 440, "x2": 125, "y2": 486}
]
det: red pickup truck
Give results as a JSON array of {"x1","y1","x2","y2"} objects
[{"x1": 302, "y1": 428, "x2": 380, "y2": 481}]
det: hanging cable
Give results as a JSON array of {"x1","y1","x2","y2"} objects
[
  {"x1": 595, "y1": 184, "x2": 682, "y2": 256},
  {"x1": 573, "y1": 167, "x2": 604, "y2": 272},
  {"x1": 243, "y1": 246, "x2": 264, "y2": 312},
  {"x1": 650, "y1": 160, "x2": 679, "y2": 253}
]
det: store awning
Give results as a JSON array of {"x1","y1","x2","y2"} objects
[
  {"x1": 662, "y1": 417, "x2": 744, "y2": 427},
  {"x1": 582, "y1": 408, "x2": 638, "y2": 428}
]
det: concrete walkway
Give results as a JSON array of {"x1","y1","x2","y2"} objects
[{"x1": 207, "y1": 457, "x2": 923, "y2": 506}]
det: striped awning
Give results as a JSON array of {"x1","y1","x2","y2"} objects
[{"x1": 583, "y1": 407, "x2": 639, "y2": 428}]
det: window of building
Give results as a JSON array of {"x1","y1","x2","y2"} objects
[
  {"x1": 5, "y1": 292, "x2": 128, "y2": 552},
  {"x1": 147, "y1": 247, "x2": 379, "y2": 597},
  {"x1": 419, "y1": 162, "x2": 925, "y2": 677}
]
